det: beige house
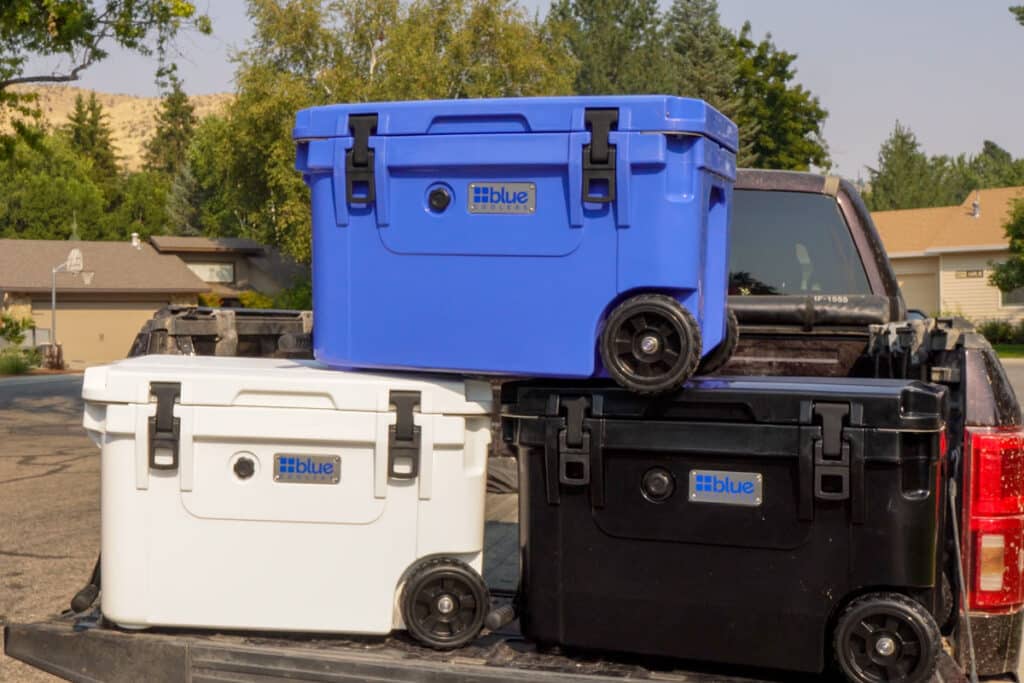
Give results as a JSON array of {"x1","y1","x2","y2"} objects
[
  {"x1": 149, "y1": 236, "x2": 306, "y2": 305},
  {"x1": 0, "y1": 239, "x2": 207, "y2": 368},
  {"x1": 873, "y1": 187, "x2": 1024, "y2": 320}
]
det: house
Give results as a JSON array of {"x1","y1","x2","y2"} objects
[
  {"x1": 148, "y1": 236, "x2": 307, "y2": 305},
  {"x1": 872, "y1": 187, "x2": 1024, "y2": 320},
  {"x1": 0, "y1": 238, "x2": 208, "y2": 368}
]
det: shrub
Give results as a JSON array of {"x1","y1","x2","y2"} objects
[
  {"x1": 978, "y1": 320, "x2": 1016, "y2": 344},
  {"x1": 198, "y1": 292, "x2": 223, "y2": 308},
  {"x1": 273, "y1": 277, "x2": 312, "y2": 310},
  {"x1": 0, "y1": 350, "x2": 30, "y2": 375},
  {"x1": 239, "y1": 290, "x2": 274, "y2": 309},
  {"x1": 0, "y1": 314, "x2": 34, "y2": 346}
]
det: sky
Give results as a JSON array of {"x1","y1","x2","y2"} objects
[{"x1": 33, "y1": 0, "x2": 1024, "y2": 181}]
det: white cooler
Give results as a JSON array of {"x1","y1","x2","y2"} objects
[{"x1": 83, "y1": 355, "x2": 493, "y2": 648}]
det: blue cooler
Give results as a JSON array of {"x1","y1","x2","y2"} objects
[{"x1": 294, "y1": 96, "x2": 738, "y2": 394}]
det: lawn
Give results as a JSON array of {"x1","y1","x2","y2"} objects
[{"x1": 993, "y1": 344, "x2": 1024, "y2": 359}]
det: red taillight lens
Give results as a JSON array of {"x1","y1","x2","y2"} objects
[
  {"x1": 966, "y1": 427, "x2": 1024, "y2": 611},
  {"x1": 970, "y1": 428, "x2": 1024, "y2": 516},
  {"x1": 969, "y1": 516, "x2": 1024, "y2": 610}
]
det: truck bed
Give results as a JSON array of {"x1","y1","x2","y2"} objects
[{"x1": 3, "y1": 497, "x2": 966, "y2": 683}]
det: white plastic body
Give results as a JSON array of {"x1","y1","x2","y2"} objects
[{"x1": 83, "y1": 356, "x2": 491, "y2": 635}]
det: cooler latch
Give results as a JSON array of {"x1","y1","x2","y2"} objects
[
  {"x1": 813, "y1": 403, "x2": 850, "y2": 500},
  {"x1": 148, "y1": 382, "x2": 181, "y2": 471},
  {"x1": 558, "y1": 397, "x2": 591, "y2": 486},
  {"x1": 345, "y1": 113, "x2": 378, "y2": 203},
  {"x1": 582, "y1": 108, "x2": 618, "y2": 203},
  {"x1": 388, "y1": 390, "x2": 421, "y2": 480}
]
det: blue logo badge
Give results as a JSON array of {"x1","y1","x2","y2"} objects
[
  {"x1": 689, "y1": 469, "x2": 763, "y2": 506},
  {"x1": 468, "y1": 182, "x2": 535, "y2": 214},
  {"x1": 274, "y1": 454, "x2": 341, "y2": 484}
]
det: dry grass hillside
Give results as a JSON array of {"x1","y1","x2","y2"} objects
[{"x1": 5, "y1": 85, "x2": 232, "y2": 171}]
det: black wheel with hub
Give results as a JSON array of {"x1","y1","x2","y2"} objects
[
  {"x1": 600, "y1": 293, "x2": 701, "y2": 395},
  {"x1": 833, "y1": 592, "x2": 940, "y2": 683},
  {"x1": 696, "y1": 307, "x2": 739, "y2": 376},
  {"x1": 402, "y1": 558, "x2": 488, "y2": 650}
]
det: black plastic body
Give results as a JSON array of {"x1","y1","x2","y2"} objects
[{"x1": 504, "y1": 376, "x2": 949, "y2": 674}]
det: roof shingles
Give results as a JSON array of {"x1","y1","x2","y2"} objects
[
  {"x1": 873, "y1": 187, "x2": 1024, "y2": 256},
  {"x1": 0, "y1": 239, "x2": 209, "y2": 294}
]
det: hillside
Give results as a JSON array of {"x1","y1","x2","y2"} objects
[{"x1": 5, "y1": 85, "x2": 231, "y2": 171}]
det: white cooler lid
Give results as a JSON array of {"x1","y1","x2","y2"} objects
[{"x1": 82, "y1": 355, "x2": 492, "y2": 415}]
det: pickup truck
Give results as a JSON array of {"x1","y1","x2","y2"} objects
[{"x1": 4, "y1": 169, "x2": 1019, "y2": 682}]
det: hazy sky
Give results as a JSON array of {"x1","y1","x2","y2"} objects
[{"x1": 37, "y1": 0, "x2": 1024, "y2": 181}]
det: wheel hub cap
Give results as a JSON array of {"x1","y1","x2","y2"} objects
[
  {"x1": 875, "y1": 635, "x2": 896, "y2": 657},
  {"x1": 639, "y1": 334, "x2": 660, "y2": 355},
  {"x1": 436, "y1": 595, "x2": 456, "y2": 615}
]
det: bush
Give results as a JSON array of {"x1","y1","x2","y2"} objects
[
  {"x1": 978, "y1": 320, "x2": 1019, "y2": 344},
  {"x1": 239, "y1": 290, "x2": 274, "y2": 309},
  {"x1": 0, "y1": 314, "x2": 34, "y2": 346},
  {"x1": 273, "y1": 277, "x2": 312, "y2": 310},
  {"x1": 0, "y1": 350, "x2": 31, "y2": 375},
  {"x1": 198, "y1": 292, "x2": 223, "y2": 308}
]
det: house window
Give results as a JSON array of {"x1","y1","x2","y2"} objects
[
  {"x1": 1002, "y1": 287, "x2": 1024, "y2": 307},
  {"x1": 187, "y1": 262, "x2": 235, "y2": 284}
]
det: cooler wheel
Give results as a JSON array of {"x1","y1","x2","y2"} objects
[
  {"x1": 696, "y1": 307, "x2": 739, "y2": 376},
  {"x1": 401, "y1": 558, "x2": 488, "y2": 650},
  {"x1": 833, "y1": 592, "x2": 940, "y2": 683},
  {"x1": 600, "y1": 294, "x2": 701, "y2": 395}
]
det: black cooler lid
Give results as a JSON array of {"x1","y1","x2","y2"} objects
[{"x1": 501, "y1": 376, "x2": 948, "y2": 433}]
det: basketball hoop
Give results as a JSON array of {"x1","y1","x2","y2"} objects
[{"x1": 65, "y1": 248, "x2": 84, "y2": 274}]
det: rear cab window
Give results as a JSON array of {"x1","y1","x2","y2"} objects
[{"x1": 729, "y1": 190, "x2": 872, "y2": 296}]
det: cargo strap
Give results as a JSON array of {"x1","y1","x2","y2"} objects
[
  {"x1": 388, "y1": 391, "x2": 421, "y2": 480},
  {"x1": 148, "y1": 382, "x2": 181, "y2": 471},
  {"x1": 582, "y1": 108, "x2": 618, "y2": 203},
  {"x1": 346, "y1": 114, "x2": 378, "y2": 203}
]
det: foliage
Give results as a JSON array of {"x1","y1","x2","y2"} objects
[
  {"x1": 203, "y1": 0, "x2": 575, "y2": 264},
  {"x1": 1013, "y1": 6, "x2": 1024, "y2": 26},
  {"x1": 238, "y1": 290, "x2": 275, "y2": 309},
  {"x1": 864, "y1": 122, "x2": 950, "y2": 211},
  {"x1": 198, "y1": 292, "x2": 223, "y2": 307},
  {"x1": 0, "y1": 132, "x2": 108, "y2": 238},
  {"x1": 106, "y1": 170, "x2": 173, "y2": 238},
  {"x1": 0, "y1": 349, "x2": 31, "y2": 375},
  {"x1": 732, "y1": 22, "x2": 828, "y2": 170},
  {"x1": 144, "y1": 75, "x2": 197, "y2": 176},
  {"x1": 0, "y1": 1, "x2": 211, "y2": 150},
  {"x1": 548, "y1": 0, "x2": 669, "y2": 94},
  {"x1": 273, "y1": 277, "x2": 313, "y2": 310},
  {"x1": 989, "y1": 200, "x2": 1024, "y2": 293},
  {"x1": 1, "y1": 313, "x2": 34, "y2": 345},
  {"x1": 65, "y1": 93, "x2": 120, "y2": 188}
]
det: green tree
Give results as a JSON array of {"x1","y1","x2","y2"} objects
[
  {"x1": 203, "y1": 0, "x2": 574, "y2": 263},
  {"x1": 1012, "y1": 5, "x2": 1024, "y2": 25},
  {"x1": 0, "y1": 133, "x2": 108, "y2": 239},
  {"x1": 662, "y1": 0, "x2": 762, "y2": 166},
  {"x1": 989, "y1": 199, "x2": 1024, "y2": 293},
  {"x1": 65, "y1": 93, "x2": 120, "y2": 187},
  {"x1": 104, "y1": 171, "x2": 172, "y2": 238},
  {"x1": 0, "y1": 1, "x2": 211, "y2": 150},
  {"x1": 144, "y1": 75, "x2": 197, "y2": 176},
  {"x1": 733, "y1": 23, "x2": 829, "y2": 170},
  {"x1": 864, "y1": 122, "x2": 949, "y2": 211},
  {"x1": 548, "y1": 0, "x2": 671, "y2": 94}
]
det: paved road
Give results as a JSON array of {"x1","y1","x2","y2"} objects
[{"x1": 3, "y1": 366, "x2": 1024, "y2": 681}]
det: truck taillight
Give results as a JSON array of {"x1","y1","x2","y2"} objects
[{"x1": 966, "y1": 427, "x2": 1024, "y2": 611}]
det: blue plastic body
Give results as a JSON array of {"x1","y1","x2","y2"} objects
[{"x1": 294, "y1": 96, "x2": 737, "y2": 378}]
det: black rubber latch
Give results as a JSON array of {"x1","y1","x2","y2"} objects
[
  {"x1": 582, "y1": 108, "x2": 618, "y2": 203},
  {"x1": 148, "y1": 382, "x2": 181, "y2": 471},
  {"x1": 562, "y1": 396, "x2": 589, "y2": 448},
  {"x1": 345, "y1": 113, "x2": 378, "y2": 203},
  {"x1": 388, "y1": 390, "x2": 421, "y2": 480},
  {"x1": 813, "y1": 403, "x2": 850, "y2": 459}
]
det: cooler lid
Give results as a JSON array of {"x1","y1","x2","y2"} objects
[
  {"x1": 293, "y1": 95, "x2": 738, "y2": 152},
  {"x1": 502, "y1": 376, "x2": 947, "y2": 432},
  {"x1": 82, "y1": 355, "x2": 492, "y2": 416}
]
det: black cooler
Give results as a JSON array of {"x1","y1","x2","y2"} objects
[{"x1": 503, "y1": 376, "x2": 948, "y2": 677}]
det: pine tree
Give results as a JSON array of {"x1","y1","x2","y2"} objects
[
  {"x1": 144, "y1": 75, "x2": 197, "y2": 176},
  {"x1": 864, "y1": 122, "x2": 945, "y2": 211},
  {"x1": 548, "y1": 0, "x2": 672, "y2": 94},
  {"x1": 65, "y1": 93, "x2": 119, "y2": 186},
  {"x1": 662, "y1": 0, "x2": 757, "y2": 166}
]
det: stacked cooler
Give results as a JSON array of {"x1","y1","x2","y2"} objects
[{"x1": 81, "y1": 94, "x2": 950, "y2": 683}]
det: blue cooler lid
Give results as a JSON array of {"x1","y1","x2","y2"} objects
[{"x1": 293, "y1": 95, "x2": 738, "y2": 153}]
